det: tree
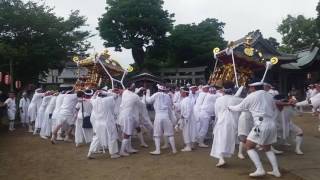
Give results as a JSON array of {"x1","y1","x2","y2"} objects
[
  {"x1": 317, "y1": 1, "x2": 320, "y2": 39},
  {"x1": 277, "y1": 15, "x2": 317, "y2": 53},
  {"x1": 165, "y1": 18, "x2": 226, "y2": 67},
  {"x1": 98, "y1": 0, "x2": 174, "y2": 67},
  {"x1": 0, "y1": 0, "x2": 91, "y2": 85}
]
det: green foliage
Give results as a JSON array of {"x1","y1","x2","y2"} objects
[
  {"x1": 165, "y1": 18, "x2": 227, "y2": 68},
  {"x1": 98, "y1": 0, "x2": 174, "y2": 66},
  {"x1": 277, "y1": 15, "x2": 318, "y2": 53},
  {"x1": 0, "y1": 0, "x2": 91, "y2": 84},
  {"x1": 317, "y1": 1, "x2": 320, "y2": 41}
]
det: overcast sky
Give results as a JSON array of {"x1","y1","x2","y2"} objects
[{"x1": 42, "y1": 0, "x2": 319, "y2": 67}]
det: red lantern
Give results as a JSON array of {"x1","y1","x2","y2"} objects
[
  {"x1": 4, "y1": 74, "x2": 10, "y2": 85},
  {"x1": 15, "y1": 80, "x2": 21, "y2": 89},
  {"x1": 0, "y1": 72, "x2": 2, "y2": 82}
]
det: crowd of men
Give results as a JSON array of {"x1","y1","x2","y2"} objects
[{"x1": 1, "y1": 80, "x2": 320, "y2": 178}]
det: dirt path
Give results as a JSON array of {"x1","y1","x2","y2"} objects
[{"x1": 1, "y1": 114, "x2": 318, "y2": 180}]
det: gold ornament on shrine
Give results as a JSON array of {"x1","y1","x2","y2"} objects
[
  {"x1": 213, "y1": 47, "x2": 220, "y2": 54},
  {"x1": 270, "y1": 57, "x2": 279, "y2": 65},
  {"x1": 73, "y1": 56, "x2": 80, "y2": 63},
  {"x1": 127, "y1": 65, "x2": 134, "y2": 72},
  {"x1": 244, "y1": 47, "x2": 254, "y2": 57}
]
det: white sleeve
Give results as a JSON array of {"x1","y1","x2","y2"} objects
[
  {"x1": 4, "y1": 98, "x2": 10, "y2": 105},
  {"x1": 146, "y1": 92, "x2": 156, "y2": 104},
  {"x1": 229, "y1": 97, "x2": 250, "y2": 112}
]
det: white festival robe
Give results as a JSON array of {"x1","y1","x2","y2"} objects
[
  {"x1": 229, "y1": 90, "x2": 278, "y2": 145},
  {"x1": 198, "y1": 93, "x2": 219, "y2": 138},
  {"x1": 89, "y1": 96, "x2": 119, "y2": 154},
  {"x1": 118, "y1": 90, "x2": 140, "y2": 135},
  {"x1": 238, "y1": 111, "x2": 254, "y2": 137},
  {"x1": 179, "y1": 96, "x2": 193, "y2": 144},
  {"x1": 146, "y1": 91, "x2": 174, "y2": 137},
  {"x1": 275, "y1": 106, "x2": 302, "y2": 140},
  {"x1": 58, "y1": 94, "x2": 78, "y2": 125},
  {"x1": 51, "y1": 94, "x2": 65, "y2": 131},
  {"x1": 4, "y1": 98, "x2": 16, "y2": 120},
  {"x1": 75, "y1": 98, "x2": 93, "y2": 144},
  {"x1": 210, "y1": 95, "x2": 242, "y2": 159},
  {"x1": 40, "y1": 96, "x2": 56, "y2": 137},
  {"x1": 35, "y1": 96, "x2": 52, "y2": 129},
  {"x1": 138, "y1": 95, "x2": 153, "y2": 131},
  {"x1": 19, "y1": 97, "x2": 30, "y2": 123},
  {"x1": 27, "y1": 92, "x2": 44, "y2": 122}
]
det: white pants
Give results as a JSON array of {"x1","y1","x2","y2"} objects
[
  {"x1": 75, "y1": 118, "x2": 93, "y2": 144},
  {"x1": 153, "y1": 112, "x2": 174, "y2": 137},
  {"x1": 182, "y1": 119, "x2": 191, "y2": 144},
  {"x1": 88, "y1": 133, "x2": 118, "y2": 155}
]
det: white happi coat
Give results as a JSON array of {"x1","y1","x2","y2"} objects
[
  {"x1": 35, "y1": 96, "x2": 52, "y2": 129},
  {"x1": 146, "y1": 91, "x2": 174, "y2": 137},
  {"x1": 58, "y1": 94, "x2": 78, "y2": 125},
  {"x1": 229, "y1": 90, "x2": 278, "y2": 145},
  {"x1": 40, "y1": 96, "x2": 56, "y2": 137},
  {"x1": 276, "y1": 106, "x2": 301, "y2": 139},
  {"x1": 51, "y1": 94, "x2": 65, "y2": 130},
  {"x1": 28, "y1": 92, "x2": 44, "y2": 122},
  {"x1": 210, "y1": 95, "x2": 242, "y2": 159},
  {"x1": 75, "y1": 98, "x2": 93, "y2": 144},
  {"x1": 179, "y1": 96, "x2": 193, "y2": 144},
  {"x1": 19, "y1": 97, "x2": 30, "y2": 123},
  {"x1": 90, "y1": 96, "x2": 118, "y2": 154},
  {"x1": 4, "y1": 98, "x2": 16, "y2": 120},
  {"x1": 118, "y1": 90, "x2": 140, "y2": 135}
]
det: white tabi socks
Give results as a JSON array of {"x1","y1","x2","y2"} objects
[
  {"x1": 247, "y1": 149, "x2": 266, "y2": 177},
  {"x1": 265, "y1": 151, "x2": 281, "y2": 177},
  {"x1": 181, "y1": 143, "x2": 192, "y2": 152},
  {"x1": 8, "y1": 121, "x2": 14, "y2": 131},
  {"x1": 238, "y1": 142, "x2": 245, "y2": 159},
  {"x1": 127, "y1": 137, "x2": 138, "y2": 153},
  {"x1": 150, "y1": 137, "x2": 161, "y2": 155},
  {"x1": 216, "y1": 157, "x2": 226, "y2": 167},
  {"x1": 168, "y1": 136, "x2": 177, "y2": 154},
  {"x1": 161, "y1": 136, "x2": 169, "y2": 149},
  {"x1": 198, "y1": 137, "x2": 208, "y2": 148},
  {"x1": 295, "y1": 136, "x2": 304, "y2": 155},
  {"x1": 138, "y1": 132, "x2": 148, "y2": 148},
  {"x1": 28, "y1": 124, "x2": 33, "y2": 133},
  {"x1": 120, "y1": 139, "x2": 130, "y2": 156}
]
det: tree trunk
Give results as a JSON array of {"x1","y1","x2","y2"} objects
[{"x1": 132, "y1": 46, "x2": 145, "y2": 67}]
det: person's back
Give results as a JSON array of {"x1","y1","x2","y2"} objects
[
  {"x1": 59, "y1": 94, "x2": 77, "y2": 117},
  {"x1": 92, "y1": 96, "x2": 114, "y2": 124},
  {"x1": 151, "y1": 92, "x2": 171, "y2": 114},
  {"x1": 201, "y1": 93, "x2": 219, "y2": 116},
  {"x1": 215, "y1": 95, "x2": 241, "y2": 120},
  {"x1": 244, "y1": 90, "x2": 277, "y2": 121}
]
